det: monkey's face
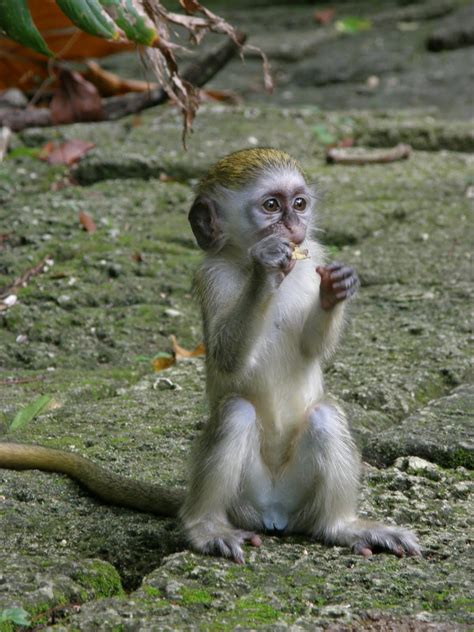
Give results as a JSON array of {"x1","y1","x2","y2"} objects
[
  {"x1": 241, "y1": 168, "x2": 313, "y2": 246},
  {"x1": 188, "y1": 161, "x2": 314, "y2": 254}
]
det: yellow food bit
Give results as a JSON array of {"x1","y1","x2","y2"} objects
[{"x1": 290, "y1": 243, "x2": 310, "y2": 260}]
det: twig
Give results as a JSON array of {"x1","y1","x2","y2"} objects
[
  {"x1": 0, "y1": 32, "x2": 246, "y2": 132},
  {"x1": 0, "y1": 255, "x2": 51, "y2": 300},
  {"x1": 0, "y1": 375, "x2": 46, "y2": 385},
  {"x1": 326, "y1": 143, "x2": 412, "y2": 165},
  {"x1": 0, "y1": 126, "x2": 12, "y2": 161}
]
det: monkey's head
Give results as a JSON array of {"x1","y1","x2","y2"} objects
[{"x1": 189, "y1": 148, "x2": 314, "y2": 253}]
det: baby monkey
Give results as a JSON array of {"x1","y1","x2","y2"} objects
[
  {"x1": 0, "y1": 148, "x2": 420, "y2": 563},
  {"x1": 182, "y1": 147, "x2": 419, "y2": 561}
]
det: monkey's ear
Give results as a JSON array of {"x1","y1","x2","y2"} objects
[{"x1": 188, "y1": 196, "x2": 223, "y2": 251}]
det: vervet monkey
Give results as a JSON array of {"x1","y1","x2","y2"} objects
[{"x1": 0, "y1": 148, "x2": 420, "y2": 563}]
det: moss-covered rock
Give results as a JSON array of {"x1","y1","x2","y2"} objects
[{"x1": 0, "y1": 3, "x2": 473, "y2": 625}]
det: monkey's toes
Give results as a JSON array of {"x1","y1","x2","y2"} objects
[
  {"x1": 250, "y1": 534, "x2": 262, "y2": 547},
  {"x1": 352, "y1": 528, "x2": 421, "y2": 558}
]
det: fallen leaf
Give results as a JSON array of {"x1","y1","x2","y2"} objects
[
  {"x1": 335, "y1": 17, "x2": 372, "y2": 34},
  {"x1": 39, "y1": 139, "x2": 95, "y2": 165},
  {"x1": 338, "y1": 137, "x2": 354, "y2": 148},
  {"x1": 152, "y1": 352, "x2": 176, "y2": 372},
  {"x1": 171, "y1": 334, "x2": 205, "y2": 359},
  {"x1": 314, "y1": 9, "x2": 335, "y2": 25},
  {"x1": 50, "y1": 69, "x2": 103, "y2": 125},
  {"x1": 10, "y1": 394, "x2": 52, "y2": 431},
  {"x1": 78, "y1": 212, "x2": 97, "y2": 234}
]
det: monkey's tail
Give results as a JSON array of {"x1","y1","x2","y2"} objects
[{"x1": 0, "y1": 442, "x2": 184, "y2": 518}]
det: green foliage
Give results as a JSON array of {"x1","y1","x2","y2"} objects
[
  {"x1": 0, "y1": 608, "x2": 31, "y2": 627},
  {"x1": 335, "y1": 17, "x2": 372, "y2": 34},
  {"x1": 10, "y1": 395, "x2": 52, "y2": 431},
  {"x1": 0, "y1": 0, "x2": 158, "y2": 56},
  {"x1": 0, "y1": 0, "x2": 52, "y2": 56}
]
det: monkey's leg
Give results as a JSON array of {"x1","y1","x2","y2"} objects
[
  {"x1": 180, "y1": 397, "x2": 261, "y2": 563},
  {"x1": 293, "y1": 403, "x2": 421, "y2": 557}
]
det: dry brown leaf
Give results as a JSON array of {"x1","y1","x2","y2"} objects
[
  {"x1": 171, "y1": 335, "x2": 205, "y2": 359},
  {"x1": 152, "y1": 354, "x2": 176, "y2": 371},
  {"x1": 78, "y1": 211, "x2": 97, "y2": 234},
  {"x1": 50, "y1": 69, "x2": 103, "y2": 125},
  {"x1": 39, "y1": 139, "x2": 95, "y2": 165}
]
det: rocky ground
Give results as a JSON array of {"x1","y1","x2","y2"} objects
[{"x1": 0, "y1": 1, "x2": 473, "y2": 630}]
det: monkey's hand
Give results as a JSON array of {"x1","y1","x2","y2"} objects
[
  {"x1": 316, "y1": 262, "x2": 358, "y2": 311},
  {"x1": 250, "y1": 235, "x2": 295, "y2": 285}
]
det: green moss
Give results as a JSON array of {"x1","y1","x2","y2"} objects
[
  {"x1": 75, "y1": 561, "x2": 124, "y2": 599},
  {"x1": 142, "y1": 586, "x2": 161, "y2": 598},
  {"x1": 180, "y1": 588, "x2": 212, "y2": 605},
  {"x1": 449, "y1": 448, "x2": 474, "y2": 469},
  {"x1": 233, "y1": 597, "x2": 280, "y2": 624}
]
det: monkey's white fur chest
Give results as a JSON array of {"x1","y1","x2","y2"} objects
[
  {"x1": 201, "y1": 249, "x2": 333, "y2": 528},
  {"x1": 246, "y1": 260, "x2": 323, "y2": 427}
]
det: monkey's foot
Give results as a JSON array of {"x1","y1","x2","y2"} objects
[
  {"x1": 351, "y1": 525, "x2": 421, "y2": 558},
  {"x1": 189, "y1": 524, "x2": 262, "y2": 564}
]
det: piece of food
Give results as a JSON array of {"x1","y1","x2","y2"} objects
[{"x1": 290, "y1": 242, "x2": 310, "y2": 260}]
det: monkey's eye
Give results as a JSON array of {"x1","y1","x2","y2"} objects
[
  {"x1": 262, "y1": 198, "x2": 280, "y2": 213},
  {"x1": 293, "y1": 197, "x2": 307, "y2": 212}
]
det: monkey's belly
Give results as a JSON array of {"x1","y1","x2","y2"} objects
[{"x1": 239, "y1": 456, "x2": 311, "y2": 532}]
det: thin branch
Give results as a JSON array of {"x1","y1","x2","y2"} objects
[
  {"x1": 326, "y1": 143, "x2": 412, "y2": 165},
  {"x1": 0, "y1": 255, "x2": 51, "y2": 300},
  {"x1": 0, "y1": 31, "x2": 246, "y2": 132}
]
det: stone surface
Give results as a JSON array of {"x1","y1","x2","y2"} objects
[{"x1": 0, "y1": 1, "x2": 473, "y2": 629}]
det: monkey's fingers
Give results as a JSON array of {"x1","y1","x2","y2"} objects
[
  {"x1": 326, "y1": 261, "x2": 344, "y2": 271},
  {"x1": 329, "y1": 265, "x2": 355, "y2": 281},
  {"x1": 333, "y1": 275, "x2": 358, "y2": 291},
  {"x1": 249, "y1": 534, "x2": 262, "y2": 547}
]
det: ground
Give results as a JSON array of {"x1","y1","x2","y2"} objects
[{"x1": 0, "y1": 1, "x2": 473, "y2": 630}]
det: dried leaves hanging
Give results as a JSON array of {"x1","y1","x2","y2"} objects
[
  {"x1": 142, "y1": 0, "x2": 272, "y2": 142},
  {"x1": 0, "y1": 1, "x2": 272, "y2": 141}
]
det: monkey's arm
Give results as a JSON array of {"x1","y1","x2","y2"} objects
[
  {"x1": 301, "y1": 263, "x2": 358, "y2": 360},
  {"x1": 0, "y1": 442, "x2": 183, "y2": 516},
  {"x1": 203, "y1": 236, "x2": 292, "y2": 373}
]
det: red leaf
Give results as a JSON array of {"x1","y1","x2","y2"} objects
[
  {"x1": 314, "y1": 9, "x2": 335, "y2": 25},
  {"x1": 39, "y1": 139, "x2": 95, "y2": 166},
  {"x1": 78, "y1": 212, "x2": 97, "y2": 234},
  {"x1": 50, "y1": 69, "x2": 103, "y2": 125}
]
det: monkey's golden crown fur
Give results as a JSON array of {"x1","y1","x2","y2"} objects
[{"x1": 198, "y1": 148, "x2": 305, "y2": 193}]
